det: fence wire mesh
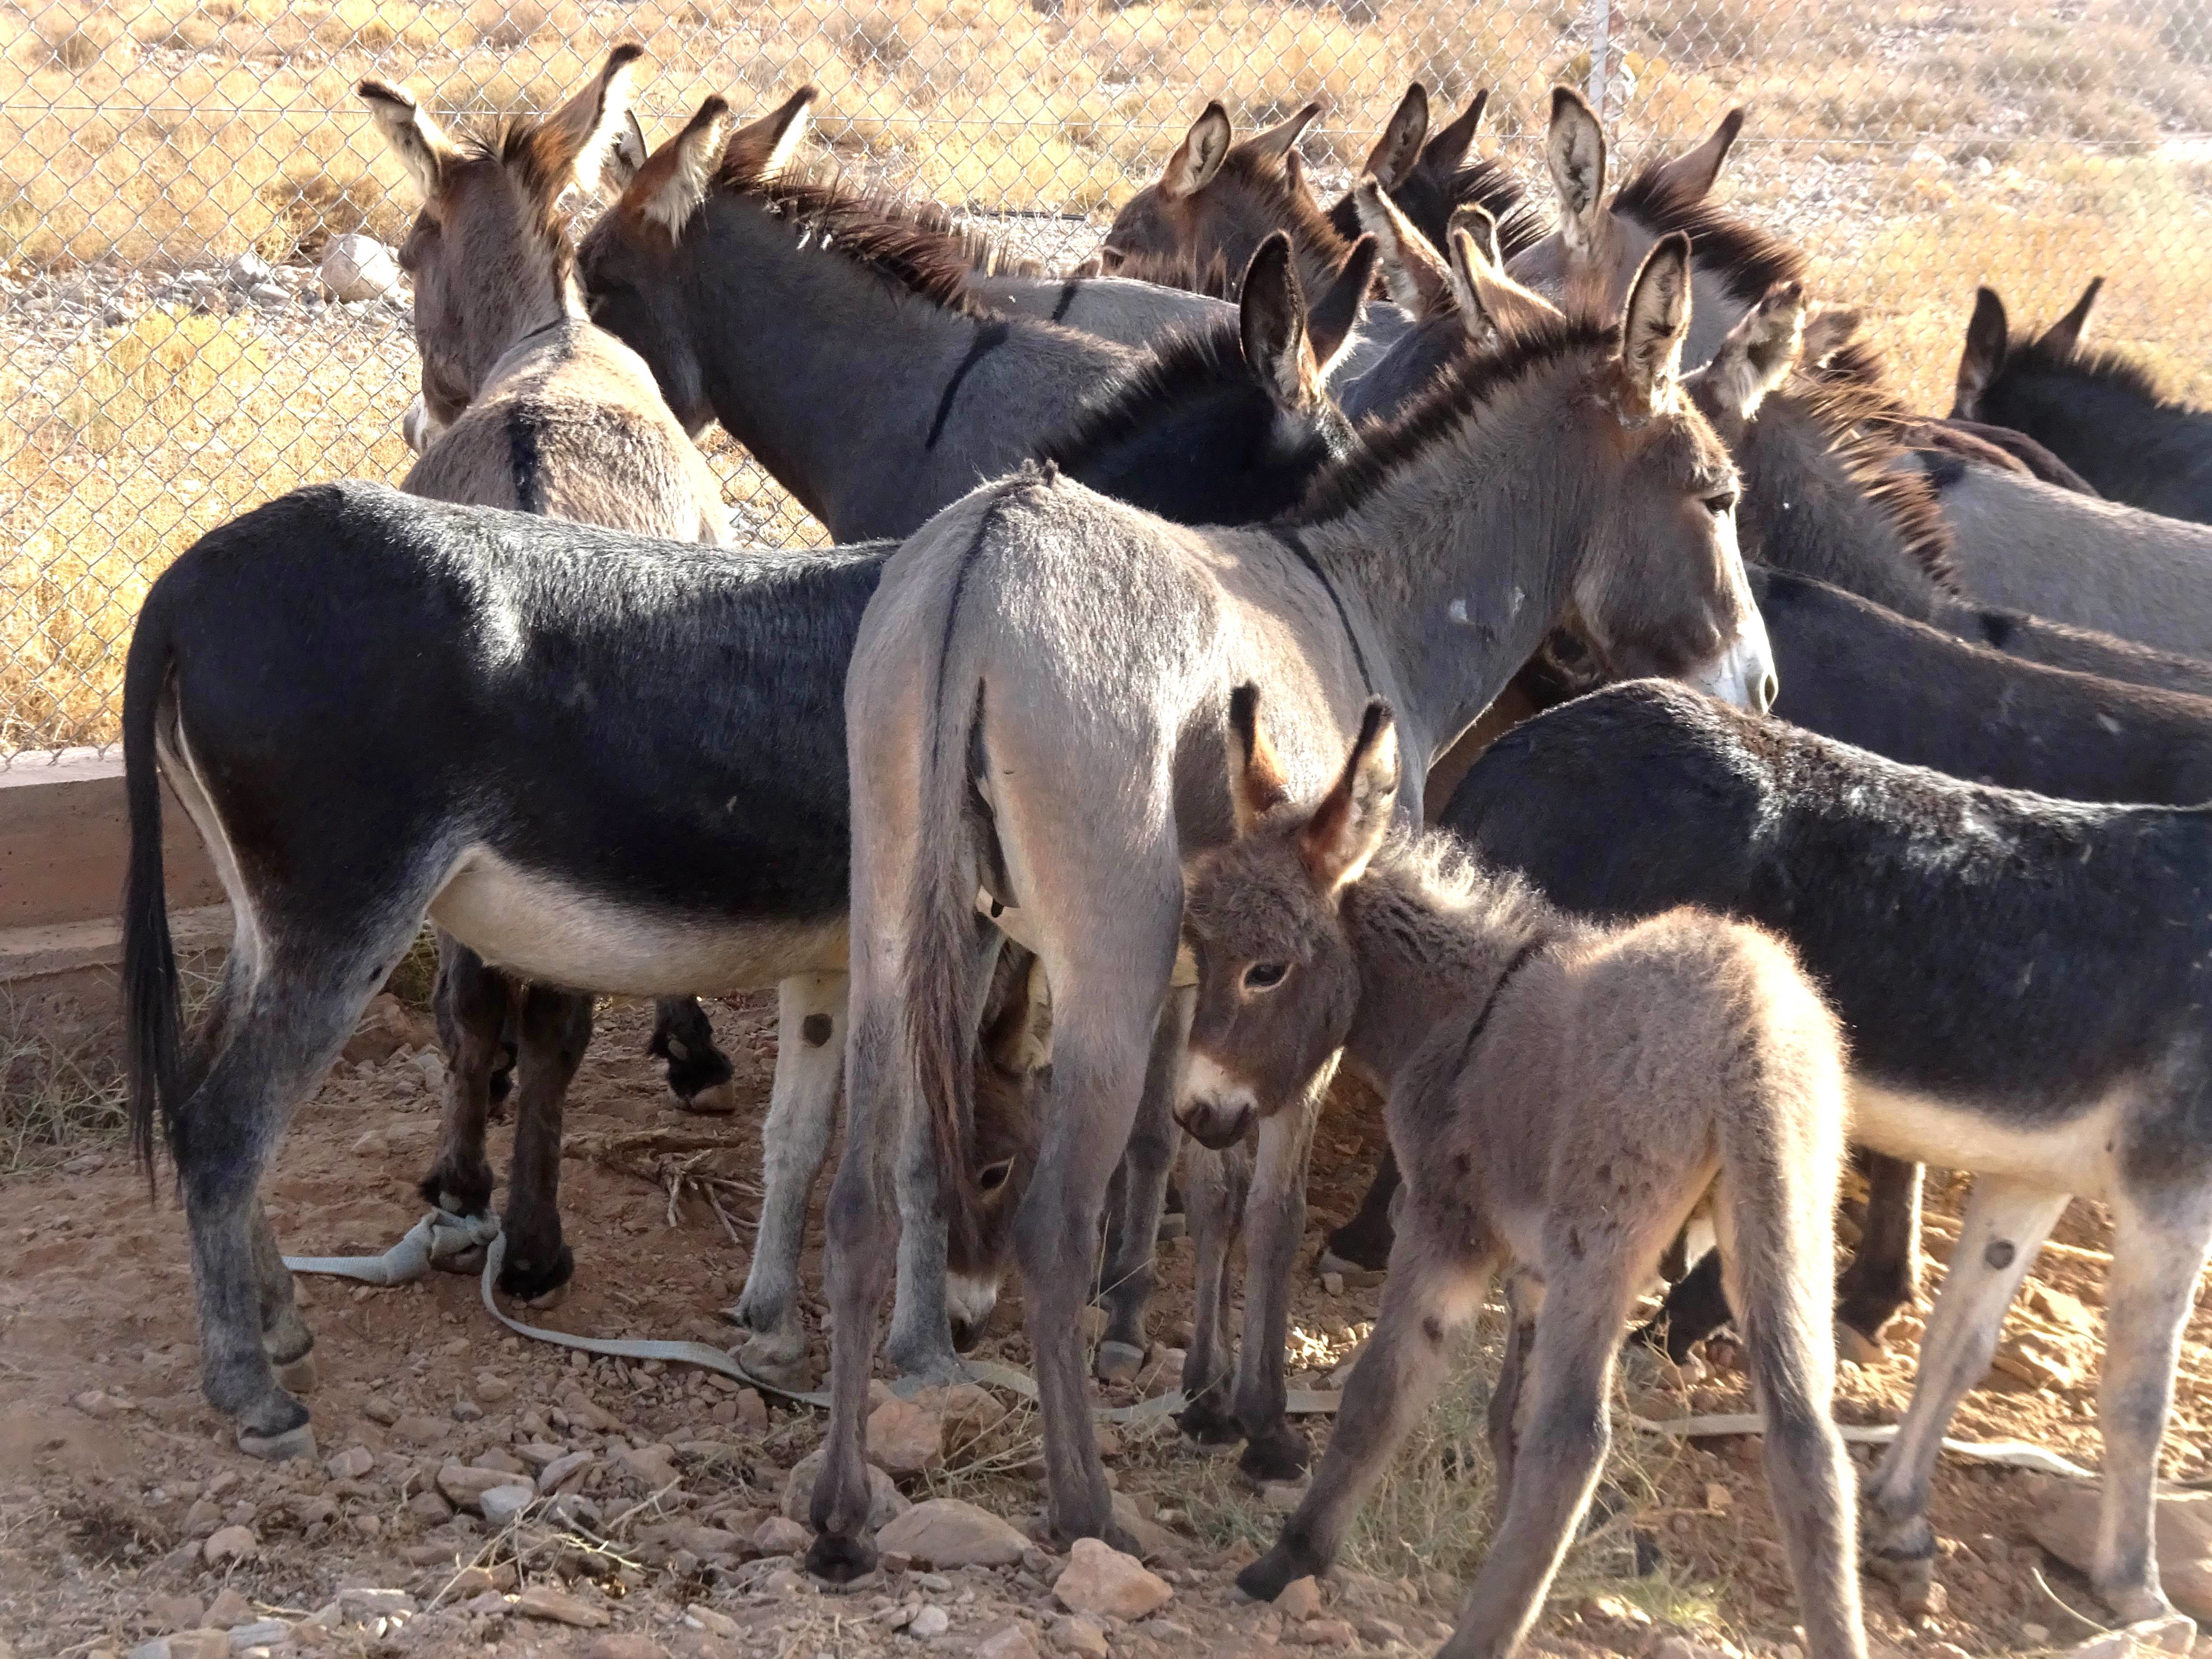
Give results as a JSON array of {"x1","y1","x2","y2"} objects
[{"x1": 4, "y1": 0, "x2": 2212, "y2": 759}]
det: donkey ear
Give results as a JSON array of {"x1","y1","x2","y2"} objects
[
  {"x1": 1954, "y1": 285, "x2": 2009, "y2": 418},
  {"x1": 1359, "y1": 84, "x2": 1429, "y2": 190},
  {"x1": 530, "y1": 42, "x2": 645, "y2": 201},
  {"x1": 1239, "y1": 233, "x2": 1317, "y2": 410},
  {"x1": 1420, "y1": 88, "x2": 1489, "y2": 179},
  {"x1": 623, "y1": 94, "x2": 734, "y2": 239},
  {"x1": 1799, "y1": 305, "x2": 1860, "y2": 369},
  {"x1": 360, "y1": 77, "x2": 459, "y2": 201},
  {"x1": 1648, "y1": 106, "x2": 1743, "y2": 203},
  {"x1": 724, "y1": 84, "x2": 816, "y2": 185},
  {"x1": 2039, "y1": 276, "x2": 2104, "y2": 359},
  {"x1": 1236, "y1": 101, "x2": 1322, "y2": 164},
  {"x1": 1698, "y1": 279, "x2": 1804, "y2": 420},
  {"x1": 1353, "y1": 174, "x2": 1449, "y2": 317},
  {"x1": 1617, "y1": 232, "x2": 1693, "y2": 413},
  {"x1": 1282, "y1": 149, "x2": 1322, "y2": 214},
  {"x1": 1298, "y1": 699, "x2": 1400, "y2": 893},
  {"x1": 1307, "y1": 234, "x2": 1376, "y2": 373},
  {"x1": 1447, "y1": 218, "x2": 1563, "y2": 346},
  {"x1": 1227, "y1": 684, "x2": 1293, "y2": 835},
  {"x1": 1162, "y1": 103, "x2": 1233, "y2": 200},
  {"x1": 605, "y1": 108, "x2": 649, "y2": 190},
  {"x1": 1546, "y1": 84, "x2": 1608, "y2": 255}
]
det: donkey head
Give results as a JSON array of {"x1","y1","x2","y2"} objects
[
  {"x1": 943, "y1": 947, "x2": 1049, "y2": 1351},
  {"x1": 1177, "y1": 689, "x2": 1397, "y2": 1148},
  {"x1": 361, "y1": 44, "x2": 644, "y2": 427},
  {"x1": 576, "y1": 87, "x2": 816, "y2": 430},
  {"x1": 1684, "y1": 278, "x2": 1808, "y2": 446},
  {"x1": 1951, "y1": 277, "x2": 2104, "y2": 422},
  {"x1": 1101, "y1": 101, "x2": 1334, "y2": 287}
]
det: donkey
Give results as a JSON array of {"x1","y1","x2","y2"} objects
[
  {"x1": 1193, "y1": 690, "x2": 1862, "y2": 1659},
  {"x1": 359, "y1": 53, "x2": 760, "y2": 1299},
  {"x1": 1447, "y1": 677, "x2": 2212, "y2": 1629},
  {"x1": 810, "y1": 231, "x2": 1776, "y2": 1572},
  {"x1": 1318, "y1": 85, "x2": 1547, "y2": 263},
  {"x1": 119, "y1": 233, "x2": 1368, "y2": 1454},
  {"x1": 1954, "y1": 280, "x2": 2212, "y2": 524}
]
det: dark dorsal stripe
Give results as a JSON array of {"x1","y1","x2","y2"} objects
[
  {"x1": 926, "y1": 321, "x2": 1012, "y2": 450},
  {"x1": 1453, "y1": 933, "x2": 1546, "y2": 1074},
  {"x1": 1268, "y1": 523, "x2": 1374, "y2": 691},
  {"x1": 1050, "y1": 281, "x2": 1080, "y2": 325},
  {"x1": 507, "y1": 400, "x2": 548, "y2": 514}
]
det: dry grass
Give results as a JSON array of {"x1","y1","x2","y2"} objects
[{"x1": 4, "y1": 0, "x2": 2212, "y2": 752}]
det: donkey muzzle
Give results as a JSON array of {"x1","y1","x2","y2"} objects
[
  {"x1": 1687, "y1": 602, "x2": 1779, "y2": 715},
  {"x1": 1176, "y1": 1054, "x2": 1258, "y2": 1150}
]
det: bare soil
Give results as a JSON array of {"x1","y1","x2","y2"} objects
[{"x1": 1, "y1": 995, "x2": 2206, "y2": 1659}]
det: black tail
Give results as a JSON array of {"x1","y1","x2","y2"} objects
[{"x1": 121, "y1": 585, "x2": 184, "y2": 1180}]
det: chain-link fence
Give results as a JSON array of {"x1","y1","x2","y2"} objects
[{"x1": 5, "y1": 0, "x2": 2212, "y2": 760}]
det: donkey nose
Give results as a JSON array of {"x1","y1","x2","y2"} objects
[{"x1": 1176, "y1": 1098, "x2": 1255, "y2": 1152}]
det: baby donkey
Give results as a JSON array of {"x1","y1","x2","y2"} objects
[{"x1": 1186, "y1": 688, "x2": 1865, "y2": 1659}]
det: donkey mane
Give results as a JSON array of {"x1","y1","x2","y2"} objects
[
  {"x1": 1036, "y1": 322, "x2": 1251, "y2": 468},
  {"x1": 1430, "y1": 157, "x2": 1549, "y2": 262},
  {"x1": 1357, "y1": 825, "x2": 1561, "y2": 952},
  {"x1": 1287, "y1": 312, "x2": 1614, "y2": 525},
  {"x1": 1221, "y1": 145, "x2": 1350, "y2": 259},
  {"x1": 1794, "y1": 332, "x2": 1961, "y2": 593},
  {"x1": 456, "y1": 117, "x2": 586, "y2": 283},
  {"x1": 717, "y1": 162, "x2": 1044, "y2": 319},
  {"x1": 1111, "y1": 245, "x2": 1238, "y2": 299},
  {"x1": 2001, "y1": 327, "x2": 2178, "y2": 411},
  {"x1": 1610, "y1": 159, "x2": 1806, "y2": 307}
]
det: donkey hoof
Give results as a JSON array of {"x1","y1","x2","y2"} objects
[
  {"x1": 1866, "y1": 1546, "x2": 1937, "y2": 1616},
  {"x1": 1237, "y1": 1545, "x2": 1313, "y2": 1604},
  {"x1": 1836, "y1": 1323, "x2": 1885, "y2": 1367},
  {"x1": 1175, "y1": 1397, "x2": 1242, "y2": 1447},
  {"x1": 525, "y1": 1281, "x2": 570, "y2": 1312},
  {"x1": 1238, "y1": 1425, "x2": 1310, "y2": 1486},
  {"x1": 672, "y1": 1081, "x2": 739, "y2": 1116},
  {"x1": 1095, "y1": 1341, "x2": 1147, "y2": 1386},
  {"x1": 238, "y1": 1420, "x2": 318, "y2": 1462},
  {"x1": 739, "y1": 1335, "x2": 819, "y2": 1395},
  {"x1": 498, "y1": 1244, "x2": 574, "y2": 1303},
  {"x1": 1155, "y1": 1211, "x2": 1186, "y2": 1243},
  {"x1": 805, "y1": 1531, "x2": 878, "y2": 1585},
  {"x1": 436, "y1": 1243, "x2": 488, "y2": 1275},
  {"x1": 271, "y1": 1352, "x2": 319, "y2": 1395}
]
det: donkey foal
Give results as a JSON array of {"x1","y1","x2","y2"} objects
[{"x1": 1193, "y1": 689, "x2": 1861, "y2": 1659}]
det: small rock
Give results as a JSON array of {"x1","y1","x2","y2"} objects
[
  {"x1": 474, "y1": 1371, "x2": 514, "y2": 1404},
  {"x1": 686, "y1": 1603, "x2": 740, "y2": 1639},
  {"x1": 1048, "y1": 1614, "x2": 1111, "y2": 1658},
  {"x1": 1320, "y1": 1271, "x2": 1345, "y2": 1296},
  {"x1": 479, "y1": 1484, "x2": 535, "y2": 1525},
  {"x1": 226, "y1": 1622, "x2": 286, "y2": 1648},
  {"x1": 755, "y1": 1516, "x2": 811, "y2": 1556},
  {"x1": 361, "y1": 1394, "x2": 400, "y2": 1426},
  {"x1": 977, "y1": 1623, "x2": 1040, "y2": 1659},
  {"x1": 203, "y1": 1587, "x2": 253, "y2": 1628},
  {"x1": 2065, "y1": 1617, "x2": 2197, "y2": 1658},
  {"x1": 325, "y1": 1446, "x2": 374, "y2": 1481},
  {"x1": 1355, "y1": 1617, "x2": 1406, "y2": 1645},
  {"x1": 437, "y1": 1465, "x2": 516, "y2": 1511},
  {"x1": 1289, "y1": 1619, "x2": 1357, "y2": 1648},
  {"x1": 512, "y1": 1584, "x2": 611, "y2": 1628},
  {"x1": 867, "y1": 1396, "x2": 946, "y2": 1476},
  {"x1": 182, "y1": 1498, "x2": 222, "y2": 1537},
  {"x1": 406, "y1": 1490, "x2": 452, "y2": 1523},
  {"x1": 337, "y1": 1589, "x2": 414, "y2": 1620},
  {"x1": 167, "y1": 1635, "x2": 229, "y2": 1659},
  {"x1": 1990, "y1": 1331, "x2": 2088, "y2": 1392},
  {"x1": 909, "y1": 1605, "x2": 951, "y2": 1638},
  {"x1": 321, "y1": 234, "x2": 402, "y2": 303},
  {"x1": 145, "y1": 1596, "x2": 204, "y2": 1629},
  {"x1": 537, "y1": 1450, "x2": 594, "y2": 1494},
  {"x1": 129, "y1": 1640, "x2": 172, "y2": 1659},
  {"x1": 782, "y1": 1449, "x2": 909, "y2": 1530},
  {"x1": 1053, "y1": 1537, "x2": 1173, "y2": 1620},
  {"x1": 877, "y1": 1499, "x2": 1031, "y2": 1569},
  {"x1": 1275, "y1": 1577, "x2": 1323, "y2": 1620},
  {"x1": 1260, "y1": 1481, "x2": 1306, "y2": 1514},
  {"x1": 2021, "y1": 1625, "x2": 2051, "y2": 1645},
  {"x1": 389, "y1": 1414, "x2": 448, "y2": 1445},
  {"x1": 75, "y1": 1389, "x2": 125, "y2": 1418},
  {"x1": 1704, "y1": 1482, "x2": 1732, "y2": 1514},
  {"x1": 736, "y1": 1389, "x2": 770, "y2": 1431},
  {"x1": 614, "y1": 1442, "x2": 679, "y2": 1490},
  {"x1": 202, "y1": 1526, "x2": 257, "y2": 1566},
  {"x1": 583, "y1": 1637, "x2": 661, "y2": 1659}
]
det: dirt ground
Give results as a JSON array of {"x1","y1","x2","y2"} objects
[{"x1": 1, "y1": 994, "x2": 2206, "y2": 1659}]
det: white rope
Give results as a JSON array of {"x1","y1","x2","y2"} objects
[
  {"x1": 1623, "y1": 1409, "x2": 2104, "y2": 1480},
  {"x1": 286, "y1": 1209, "x2": 1343, "y2": 1423}
]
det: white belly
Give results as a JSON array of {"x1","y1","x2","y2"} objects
[
  {"x1": 1847, "y1": 1077, "x2": 2126, "y2": 1201},
  {"x1": 431, "y1": 845, "x2": 847, "y2": 995}
]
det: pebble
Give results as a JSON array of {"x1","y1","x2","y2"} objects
[
  {"x1": 479, "y1": 1483, "x2": 535, "y2": 1524},
  {"x1": 1048, "y1": 1614, "x2": 1111, "y2": 1658},
  {"x1": 1288, "y1": 1618, "x2": 1357, "y2": 1647},
  {"x1": 203, "y1": 1587, "x2": 252, "y2": 1628},
  {"x1": 145, "y1": 1596, "x2": 203, "y2": 1629},
  {"x1": 1052, "y1": 1538, "x2": 1173, "y2": 1620},
  {"x1": 389, "y1": 1414, "x2": 448, "y2": 1445},
  {"x1": 512, "y1": 1585, "x2": 610, "y2": 1628},
  {"x1": 325, "y1": 1446, "x2": 374, "y2": 1481},
  {"x1": 876, "y1": 1499, "x2": 1032, "y2": 1569},
  {"x1": 977, "y1": 1624, "x2": 1041, "y2": 1659},
  {"x1": 538, "y1": 1450, "x2": 595, "y2": 1494},
  {"x1": 1275, "y1": 1577, "x2": 1323, "y2": 1620},
  {"x1": 226, "y1": 1622, "x2": 287, "y2": 1648},
  {"x1": 868, "y1": 1395, "x2": 947, "y2": 1476},
  {"x1": 166, "y1": 1634, "x2": 228, "y2": 1659},
  {"x1": 320, "y1": 233, "x2": 402, "y2": 302},
  {"x1": 201, "y1": 1525, "x2": 257, "y2": 1565},
  {"x1": 755, "y1": 1516, "x2": 811, "y2": 1556},
  {"x1": 909, "y1": 1605, "x2": 951, "y2": 1638},
  {"x1": 474, "y1": 1371, "x2": 514, "y2": 1403},
  {"x1": 337, "y1": 1588, "x2": 414, "y2": 1620}
]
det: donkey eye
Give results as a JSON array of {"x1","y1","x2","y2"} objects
[
  {"x1": 1244, "y1": 962, "x2": 1288, "y2": 991},
  {"x1": 1703, "y1": 490, "x2": 1738, "y2": 516},
  {"x1": 977, "y1": 1159, "x2": 1014, "y2": 1193}
]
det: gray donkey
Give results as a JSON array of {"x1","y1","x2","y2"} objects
[
  {"x1": 809, "y1": 230, "x2": 1776, "y2": 1573},
  {"x1": 360, "y1": 51, "x2": 764, "y2": 1304},
  {"x1": 1194, "y1": 689, "x2": 1862, "y2": 1659}
]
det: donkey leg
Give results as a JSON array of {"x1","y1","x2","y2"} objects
[
  {"x1": 1095, "y1": 990, "x2": 1190, "y2": 1383},
  {"x1": 1630, "y1": 1248, "x2": 1731, "y2": 1363},
  {"x1": 1231, "y1": 1062, "x2": 1333, "y2": 1484},
  {"x1": 649, "y1": 995, "x2": 738, "y2": 1115},
  {"x1": 1324, "y1": 1148, "x2": 1401, "y2": 1274},
  {"x1": 1439, "y1": 1296, "x2": 1627, "y2": 1659},
  {"x1": 734, "y1": 973, "x2": 847, "y2": 1392},
  {"x1": 497, "y1": 985, "x2": 593, "y2": 1302},
  {"x1": 1861, "y1": 1177, "x2": 2066, "y2": 1610},
  {"x1": 1174, "y1": 1136, "x2": 1249, "y2": 1445},
  {"x1": 1834, "y1": 1154, "x2": 1922, "y2": 1356},
  {"x1": 422, "y1": 936, "x2": 511, "y2": 1233},
  {"x1": 2085, "y1": 1179, "x2": 2212, "y2": 1625},
  {"x1": 1486, "y1": 1275, "x2": 1540, "y2": 1526},
  {"x1": 1240, "y1": 1221, "x2": 1501, "y2": 1601},
  {"x1": 250, "y1": 1200, "x2": 316, "y2": 1394}
]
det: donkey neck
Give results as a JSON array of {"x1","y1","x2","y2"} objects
[
  {"x1": 683, "y1": 194, "x2": 1124, "y2": 541},
  {"x1": 1288, "y1": 379, "x2": 1592, "y2": 778},
  {"x1": 1336, "y1": 849, "x2": 1557, "y2": 1094},
  {"x1": 1996, "y1": 367, "x2": 2212, "y2": 502}
]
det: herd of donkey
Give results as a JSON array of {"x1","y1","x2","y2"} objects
[{"x1": 95, "y1": 33, "x2": 2212, "y2": 1658}]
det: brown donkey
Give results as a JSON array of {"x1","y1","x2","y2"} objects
[
  {"x1": 1197, "y1": 691, "x2": 1863, "y2": 1659},
  {"x1": 362, "y1": 49, "x2": 739, "y2": 1300}
]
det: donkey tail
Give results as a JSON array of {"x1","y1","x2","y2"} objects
[{"x1": 121, "y1": 582, "x2": 184, "y2": 1179}]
